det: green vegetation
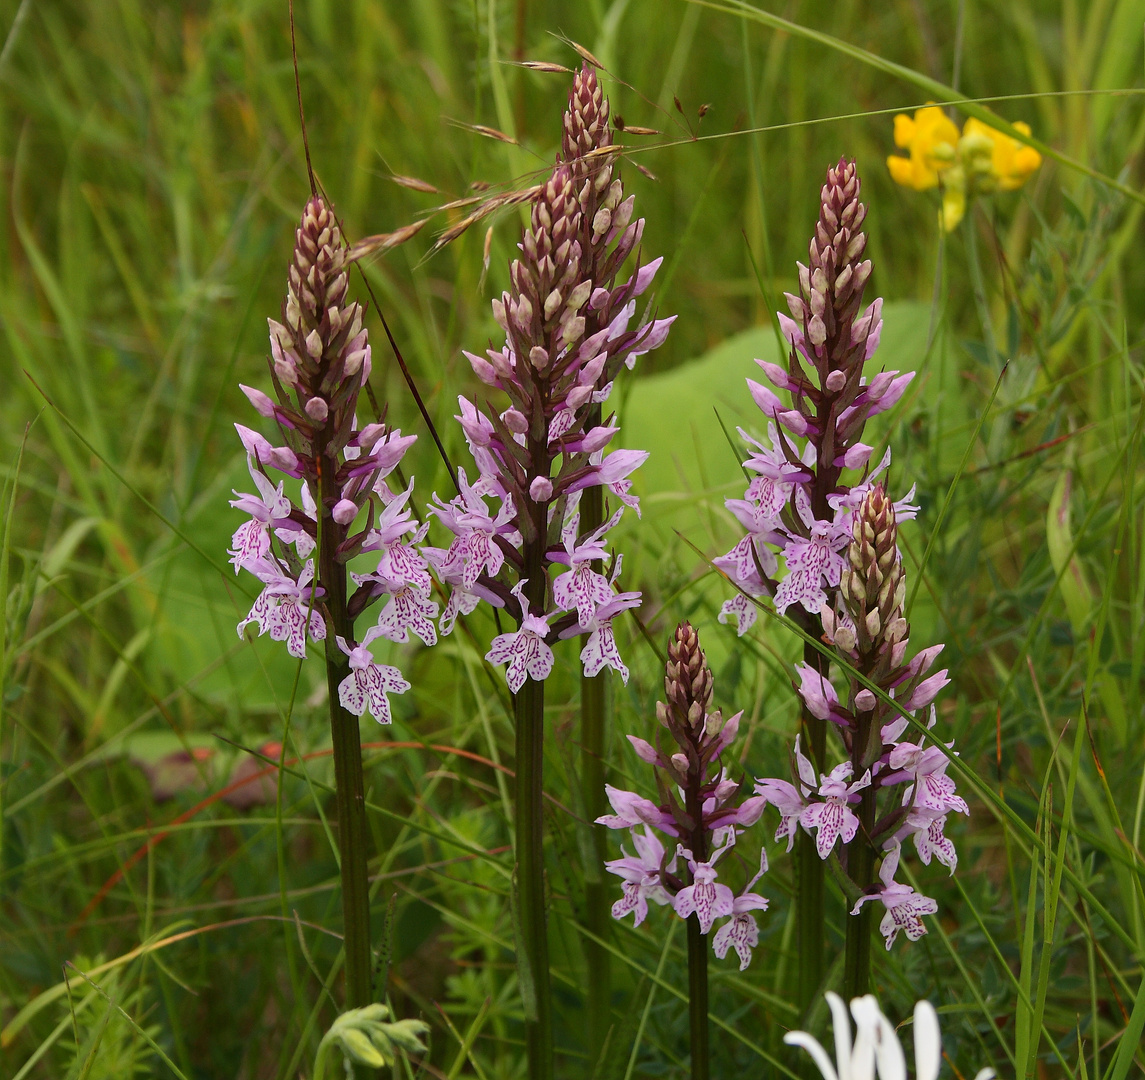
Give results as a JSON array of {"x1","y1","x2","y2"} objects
[{"x1": 2, "y1": 1, "x2": 1144, "y2": 1077}]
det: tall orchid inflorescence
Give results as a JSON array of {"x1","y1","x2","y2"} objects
[
  {"x1": 425, "y1": 65, "x2": 673, "y2": 1079},
  {"x1": 554, "y1": 62, "x2": 663, "y2": 1062},
  {"x1": 229, "y1": 195, "x2": 432, "y2": 1008},
  {"x1": 599, "y1": 623, "x2": 767, "y2": 1079},
  {"x1": 715, "y1": 157, "x2": 915, "y2": 1002},
  {"x1": 715, "y1": 160, "x2": 964, "y2": 992},
  {"x1": 715, "y1": 158, "x2": 915, "y2": 641},
  {"x1": 426, "y1": 73, "x2": 672, "y2": 688},
  {"x1": 230, "y1": 197, "x2": 431, "y2": 726}
]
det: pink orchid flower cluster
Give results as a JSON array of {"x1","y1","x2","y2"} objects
[
  {"x1": 229, "y1": 197, "x2": 432, "y2": 725},
  {"x1": 599, "y1": 623, "x2": 769, "y2": 970},
  {"x1": 426, "y1": 66, "x2": 673, "y2": 689},
  {"x1": 755, "y1": 485, "x2": 966, "y2": 950}
]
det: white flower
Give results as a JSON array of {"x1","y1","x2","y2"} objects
[{"x1": 784, "y1": 991, "x2": 996, "y2": 1080}]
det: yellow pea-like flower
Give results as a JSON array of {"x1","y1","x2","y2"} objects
[
  {"x1": 888, "y1": 107, "x2": 1043, "y2": 231},
  {"x1": 886, "y1": 105, "x2": 961, "y2": 191},
  {"x1": 961, "y1": 118, "x2": 1043, "y2": 191}
]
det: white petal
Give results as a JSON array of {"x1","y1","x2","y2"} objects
[
  {"x1": 912, "y1": 1001, "x2": 941, "y2": 1080},
  {"x1": 872, "y1": 1011, "x2": 906, "y2": 1080},
  {"x1": 783, "y1": 1032, "x2": 840, "y2": 1080},
  {"x1": 825, "y1": 992, "x2": 853, "y2": 1080}
]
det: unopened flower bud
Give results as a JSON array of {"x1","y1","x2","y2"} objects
[
  {"x1": 855, "y1": 688, "x2": 876, "y2": 711},
  {"x1": 825, "y1": 369, "x2": 846, "y2": 392},
  {"x1": 492, "y1": 297, "x2": 508, "y2": 331},
  {"x1": 529, "y1": 476, "x2": 553, "y2": 502},
  {"x1": 503, "y1": 408, "x2": 529, "y2": 434},
  {"x1": 305, "y1": 397, "x2": 329, "y2": 422},
  {"x1": 241, "y1": 384, "x2": 276, "y2": 418},
  {"x1": 332, "y1": 499, "x2": 358, "y2": 525},
  {"x1": 343, "y1": 347, "x2": 368, "y2": 378}
]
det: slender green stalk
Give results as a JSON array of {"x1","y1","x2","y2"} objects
[
  {"x1": 963, "y1": 212, "x2": 1001, "y2": 369},
  {"x1": 684, "y1": 775, "x2": 710, "y2": 1080},
  {"x1": 684, "y1": 727, "x2": 714, "y2": 1079},
  {"x1": 842, "y1": 706, "x2": 877, "y2": 1000},
  {"x1": 516, "y1": 534, "x2": 553, "y2": 1080},
  {"x1": 686, "y1": 914, "x2": 710, "y2": 1080},
  {"x1": 319, "y1": 449, "x2": 374, "y2": 1010},
  {"x1": 580, "y1": 468, "x2": 612, "y2": 1068},
  {"x1": 796, "y1": 623, "x2": 827, "y2": 1014}
]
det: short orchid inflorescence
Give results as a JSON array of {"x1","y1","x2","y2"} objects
[
  {"x1": 426, "y1": 63, "x2": 673, "y2": 688},
  {"x1": 756, "y1": 485, "x2": 965, "y2": 951},
  {"x1": 599, "y1": 622, "x2": 769, "y2": 969}
]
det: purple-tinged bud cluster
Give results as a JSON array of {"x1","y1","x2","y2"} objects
[
  {"x1": 754, "y1": 486, "x2": 965, "y2": 950},
  {"x1": 599, "y1": 623, "x2": 769, "y2": 970},
  {"x1": 715, "y1": 159, "x2": 917, "y2": 636},
  {"x1": 428, "y1": 66, "x2": 673, "y2": 688},
  {"x1": 229, "y1": 196, "x2": 432, "y2": 724}
]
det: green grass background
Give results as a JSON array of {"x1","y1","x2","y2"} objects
[{"x1": 2, "y1": 0, "x2": 1145, "y2": 1077}]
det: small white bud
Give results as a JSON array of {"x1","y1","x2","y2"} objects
[
  {"x1": 305, "y1": 328, "x2": 324, "y2": 359},
  {"x1": 854, "y1": 689, "x2": 876, "y2": 712},
  {"x1": 528, "y1": 476, "x2": 553, "y2": 502},
  {"x1": 305, "y1": 397, "x2": 329, "y2": 422}
]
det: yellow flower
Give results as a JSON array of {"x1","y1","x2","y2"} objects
[
  {"x1": 939, "y1": 166, "x2": 967, "y2": 232},
  {"x1": 886, "y1": 105, "x2": 960, "y2": 191},
  {"x1": 961, "y1": 118, "x2": 1042, "y2": 191}
]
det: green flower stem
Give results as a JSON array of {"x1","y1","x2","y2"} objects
[
  {"x1": 579, "y1": 479, "x2": 612, "y2": 1068},
  {"x1": 842, "y1": 705, "x2": 878, "y2": 1000},
  {"x1": 796, "y1": 615, "x2": 827, "y2": 1013},
  {"x1": 962, "y1": 212, "x2": 1000, "y2": 369},
  {"x1": 516, "y1": 534, "x2": 553, "y2": 1080},
  {"x1": 686, "y1": 914, "x2": 710, "y2": 1080},
  {"x1": 685, "y1": 760, "x2": 710, "y2": 1080},
  {"x1": 318, "y1": 449, "x2": 374, "y2": 1011}
]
